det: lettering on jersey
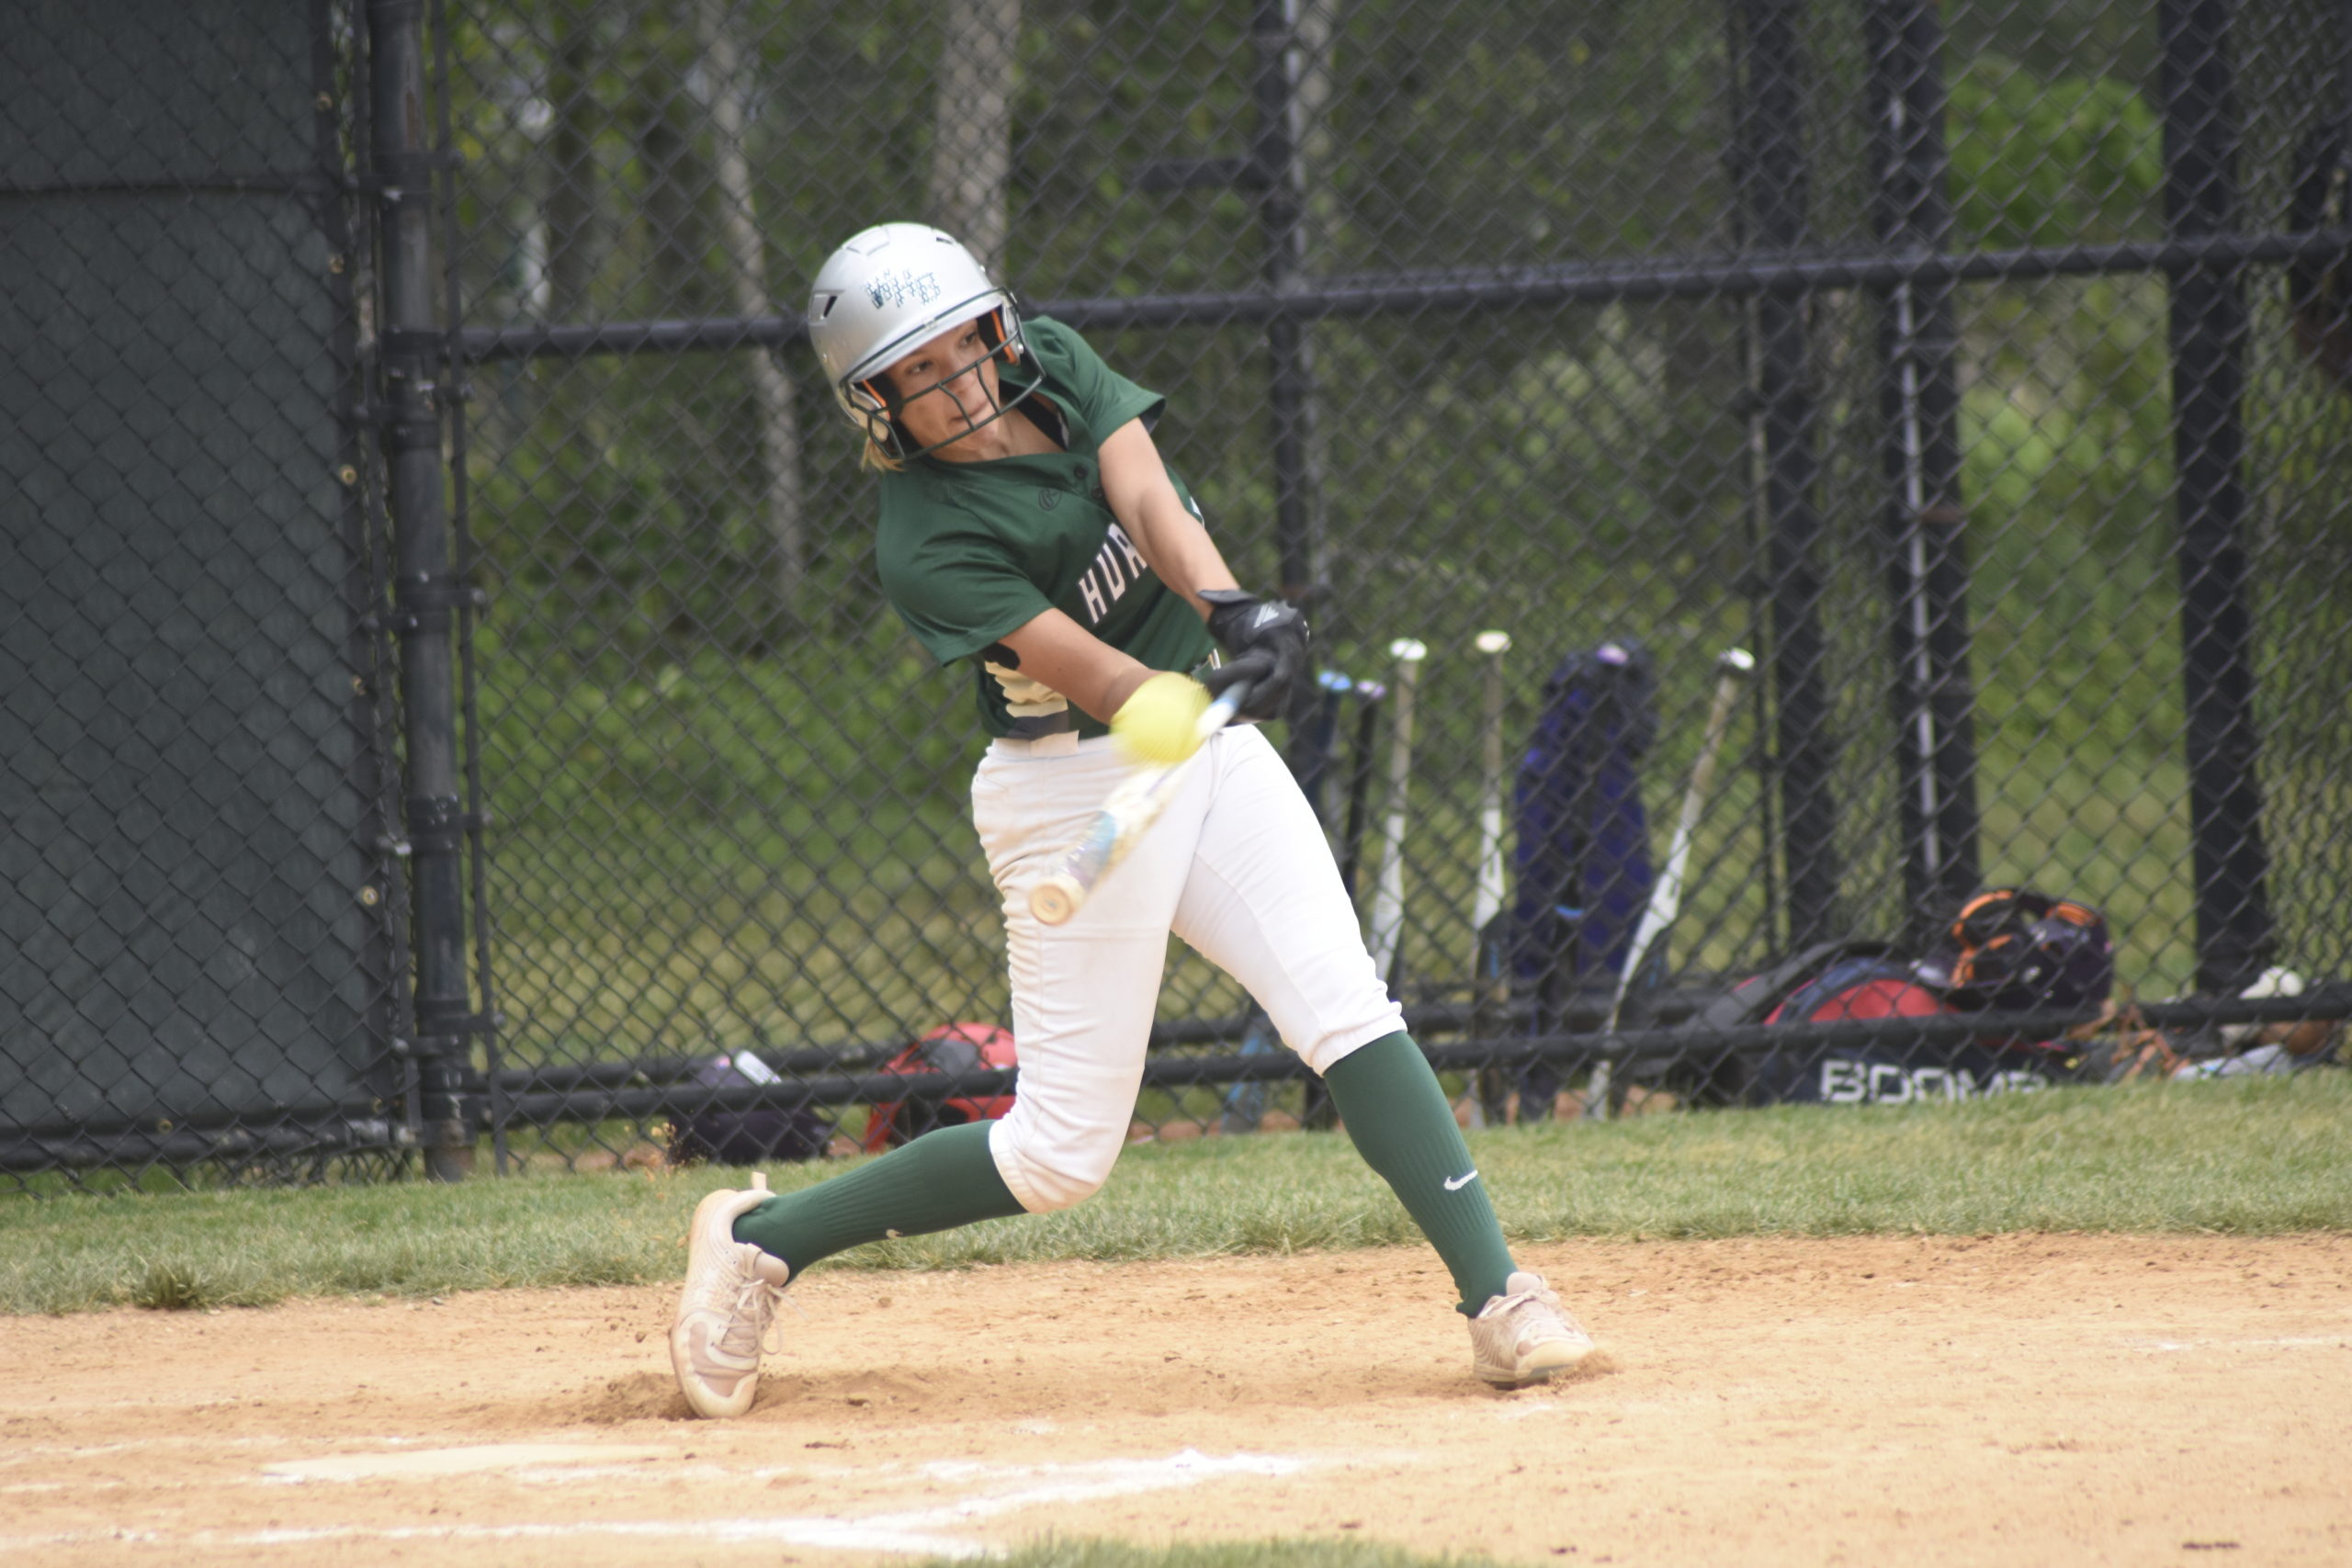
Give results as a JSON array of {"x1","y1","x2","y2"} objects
[
  {"x1": 1075, "y1": 522, "x2": 1152, "y2": 625},
  {"x1": 865, "y1": 269, "x2": 942, "y2": 310}
]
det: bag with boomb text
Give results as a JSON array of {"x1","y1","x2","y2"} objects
[{"x1": 1696, "y1": 940, "x2": 2064, "y2": 1106}]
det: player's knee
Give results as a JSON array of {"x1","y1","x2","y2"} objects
[
  {"x1": 1019, "y1": 1171, "x2": 1101, "y2": 1213},
  {"x1": 1296, "y1": 1011, "x2": 1408, "y2": 1077},
  {"x1": 1009, "y1": 1135, "x2": 1121, "y2": 1213}
]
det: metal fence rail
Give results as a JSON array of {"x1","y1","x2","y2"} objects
[{"x1": 6, "y1": 0, "x2": 2350, "y2": 1183}]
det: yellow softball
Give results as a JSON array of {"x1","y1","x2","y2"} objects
[{"x1": 1112, "y1": 671, "x2": 1211, "y2": 764}]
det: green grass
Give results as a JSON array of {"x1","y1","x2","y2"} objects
[{"x1": 2, "y1": 1073, "x2": 2345, "y2": 1316}]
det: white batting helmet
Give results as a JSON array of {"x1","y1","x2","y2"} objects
[{"x1": 806, "y1": 222, "x2": 1033, "y2": 458}]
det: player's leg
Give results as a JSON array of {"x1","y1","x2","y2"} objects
[
  {"x1": 1170, "y1": 727, "x2": 1599, "y2": 1383},
  {"x1": 677, "y1": 1100, "x2": 1029, "y2": 1417},
  {"x1": 970, "y1": 733, "x2": 1217, "y2": 1209},
  {"x1": 681, "y1": 738, "x2": 1199, "y2": 1415},
  {"x1": 727, "y1": 1121, "x2": 1021, "y2": 1273},
  {"x1": 726, "y1": 737, "x2": 1202, "y2": 1249},
  {"x1": 1167, "y1": 727, "x2": 1506, "y2": 1309}
]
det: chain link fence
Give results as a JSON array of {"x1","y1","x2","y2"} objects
[
  {"x1": 3, "y1": 0, "x2": 410, "y2": 1189},
  {"x1": 7, "y1": 0, "x2": 2351, "y2": 1184}
]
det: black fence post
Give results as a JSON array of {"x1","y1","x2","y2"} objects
[
  {"x1": 2158, "y1": 0, "x2": 2275, "y2": 993},
  {"x1": 1252, "y1": 0, "x2": 1327, "y2": 612},
  {"x1": 429, "y1": 0, "x2": 508, "y2": 1177},
  {"x1": 368, "y1": 0, "x2": 480, "y2": 1179},
  {"x1": 1865, "y1": 0, "x2": 1982, "y2": 944},
  {"x1": 318, "y1": 0, "x2": 409, "y2": 1129},
  {"x1": 1732, "y1": 0, "x2": 1844, "y2": 948}
]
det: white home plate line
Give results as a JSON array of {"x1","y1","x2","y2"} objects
[
  {"x1": 264, "y1": 1443, "x2": 667, "y2": 1481},
  {"x1": 0, "y1": 1448, "x2": 1317, "y2": 1558},
  {"x1": 2124, "y1": 1336, "x2": 2350, "y2": 1353},
  {"x1": 0, "y1": 1435, "x2": 288, "y2": 1466}
]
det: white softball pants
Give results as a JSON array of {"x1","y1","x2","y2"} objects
[{"x1": 972, "y1": 724, "x2": 1405, "y2": 1213}]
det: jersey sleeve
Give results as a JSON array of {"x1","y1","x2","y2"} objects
[
  {"x1": 1023, "y1": 318, "x2": 1164, "y2": 447},
  {"x1": 877, "y1": 503, "x2": 1054, "y2": 666}
]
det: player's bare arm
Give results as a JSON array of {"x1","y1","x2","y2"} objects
[
  {"x1": 972, "y1": 414, "x2": 1276, "y2": 728},
  {"x1": 995, "y1": 608, "x2": 1156, "y2": 726},
  {"x1": 1095, "y1": 416, "x2": 1238, "y2": 615}
]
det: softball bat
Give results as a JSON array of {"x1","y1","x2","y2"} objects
[
  {"x1": 1598, "y1": 647, "x2": 1756, "y2": 1029},
  {"x1": 1027, "y1": 678, "x2": 1253, "y2": 926},
  {"x1": 1471, "y1": 629, "x2": 1512, "y2": 946},
  {"x1": 1589, "y1": 647, "x2": 1751, "y2": 1117},
  {"x1": 1363, "y1": 638, "x2": 1427, "y2": 995}
]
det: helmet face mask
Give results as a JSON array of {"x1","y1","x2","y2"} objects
[
  {"x1": 808, "y1": 224, "x2": 1035, "y2": 461},
  {"x1": 850, "y1": 307, "x2": 1035, "y2": 459}
]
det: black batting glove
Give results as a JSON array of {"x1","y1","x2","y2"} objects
[
  {"x1": 1198, "y1": 651, "x2": 1275, "y2": 715},
  {"x1": 1197, "y1": 588, "x2": 1309, "y2": 723}
]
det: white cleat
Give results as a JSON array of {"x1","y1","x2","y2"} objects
[
  {"x1": 1469, "y1": 1270, "x2": 1601, "y2": 1388},
  {"x1": 669, "y1": 1172, "x2": 793, "y2": 1418}
]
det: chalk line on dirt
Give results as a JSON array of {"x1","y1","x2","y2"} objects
[
  {"x1": 0, "y1": 1447, "x2": 1321, "y2": 1558},
  {"x1": 264, "y1": 1442, "x2": 667, "y2": 1481},
  {"x1": 2122, "y1": 1335, "x2": 2350, "y2": 1353}
]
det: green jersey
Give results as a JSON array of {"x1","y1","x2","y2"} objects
[{"x1": 875, "y1": 317, "x2": 1216, "y2": 739}]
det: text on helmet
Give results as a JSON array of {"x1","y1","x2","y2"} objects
[{"x1": 867, "y1": 269, "x2": 943, "y2": 310}]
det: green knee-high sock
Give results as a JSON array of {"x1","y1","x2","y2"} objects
[
  {"x1": 729, "y1": 1121, "x2": 1025, "y2": 1279},
  {"x1": 1323, "y1": 1031, "x2": 1518, "y2": 1314}
]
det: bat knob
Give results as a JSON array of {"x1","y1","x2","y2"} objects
[{"x1": 1029, "y1": 875, "x2": 1083, "y2": 927}]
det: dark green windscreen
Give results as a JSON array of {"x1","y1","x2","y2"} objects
[{"x1": 0, "y1": 1, "x2": 391, "y2": 1137}]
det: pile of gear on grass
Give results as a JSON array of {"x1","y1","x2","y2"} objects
[
  {"x1": 1481, "y1": 638, "x2": 2346, "y2": 1119},
  {"x1": 663, "y1": 1021, "x2": 1017, "y2": 1168},
  {"x1": 662, "y1": 635, "x2": 2344, "y2": 1163},
  {"x1": 1660, "y1": 890, "x2": 2345, "y2": 1109}
]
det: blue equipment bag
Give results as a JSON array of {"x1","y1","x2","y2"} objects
[{"x1": 1482, "y1": 639, "x2": 1656, "y2": 1120}]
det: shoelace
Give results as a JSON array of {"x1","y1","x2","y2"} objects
[
  {"x1": 717, "y1": 1274, "x2": 791, "y2": 1360},
  {"x1": 1487, "y1": 1281, "x2": 1550, "y2": 1315},
  {"x1": 1498, "y1": 1285, "x2": 1584, "y2": 1344}
]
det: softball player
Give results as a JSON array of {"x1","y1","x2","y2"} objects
[{"x1": 670, "y1": 223, "x2": 1600, "y2": 1416}]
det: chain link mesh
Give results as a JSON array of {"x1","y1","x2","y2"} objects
[
  {"x1": 440, "y1": 0, "x2": 2352, "y2": 1164},
  {"x1": 2, "y1": 0, "x2": 409, "y2": 1190},
  {"x1": 7, "y1": 0, "x2": 2348, "y2": 1182}
]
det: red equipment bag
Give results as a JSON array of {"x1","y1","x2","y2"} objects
[{"x1": 861, "y1": 1021, "x2": 1019, "y2": 1153}]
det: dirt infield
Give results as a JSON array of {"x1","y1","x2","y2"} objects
[{"x1": 2, "y1": 1234, "x2": 2346, "y2": 1566}]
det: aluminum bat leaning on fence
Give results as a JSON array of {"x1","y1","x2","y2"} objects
[{"x1": 1589, "y1": 646, "x2": 1756, "y2": 1118}]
